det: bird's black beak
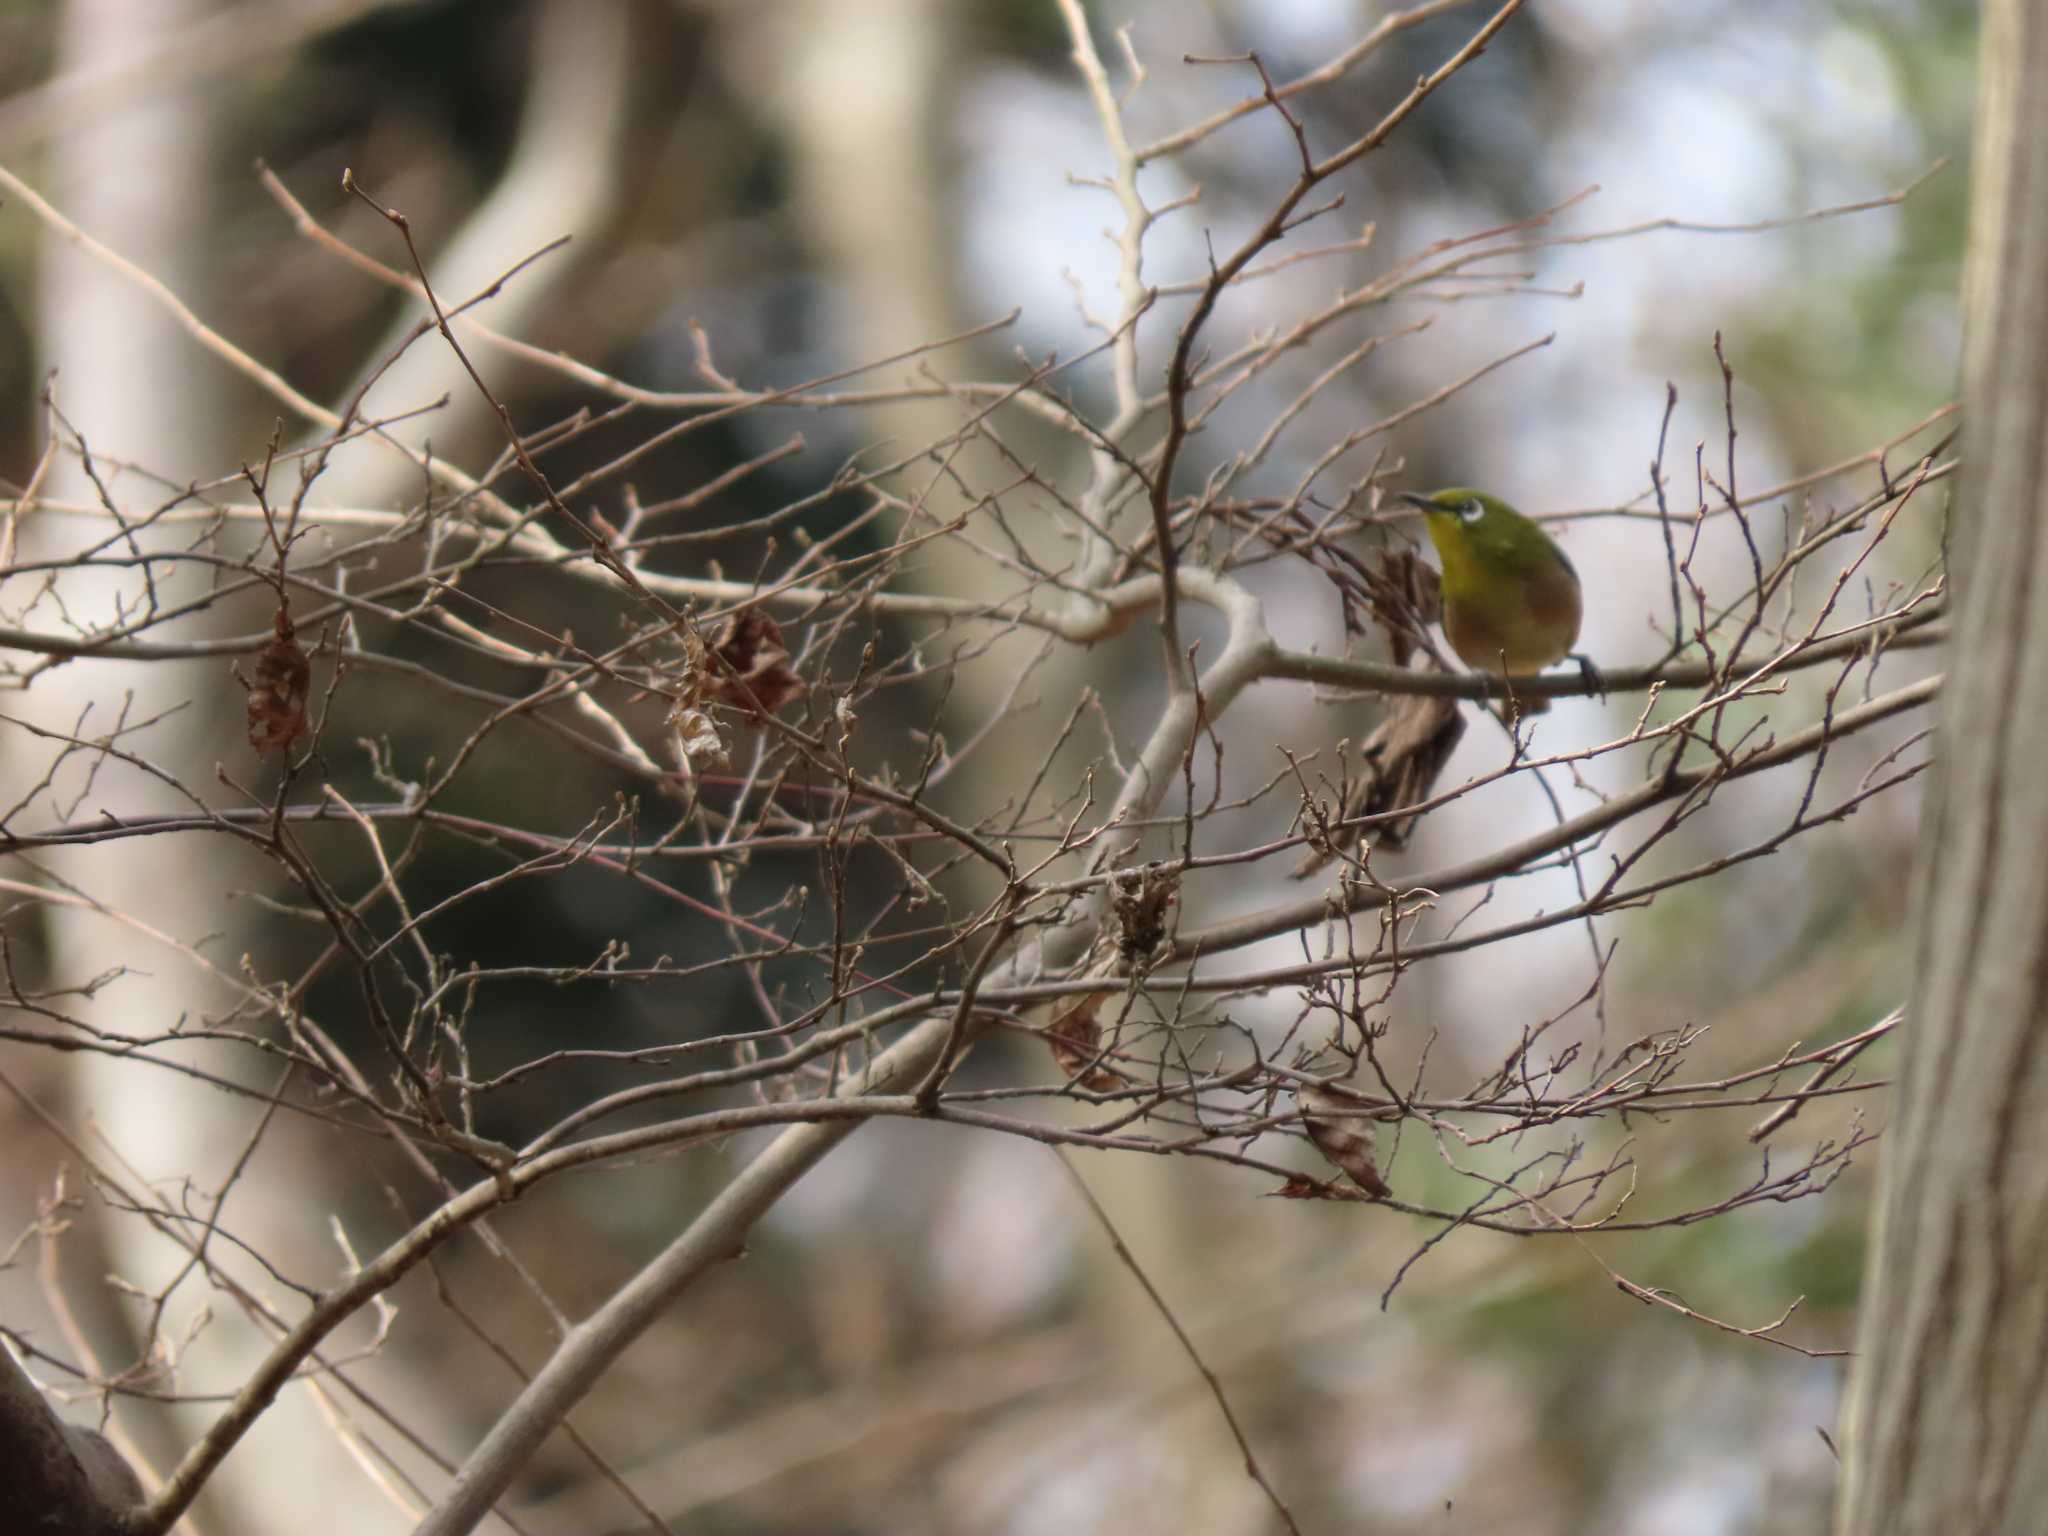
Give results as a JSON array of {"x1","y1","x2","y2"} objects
[{"x1": 1393, "y1": 491, "x2": 1435, "y2": 513}]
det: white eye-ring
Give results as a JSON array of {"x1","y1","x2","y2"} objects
[{"x1": 1458, "y1": 498, "x2": 1485, "y2": 524}]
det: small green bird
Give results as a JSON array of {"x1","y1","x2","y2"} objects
[{"x1": 1397, "y1": 488, "x2": 1584, "y2": 713}]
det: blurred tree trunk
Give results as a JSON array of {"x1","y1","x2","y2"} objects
[
  {"x1": 11, "y1": 6, "x2": 632, "y2": 1533},
  {"x1": 1834, "y1": 3, "x2": 2048, "y2": 1531},
  {"x1": 315, "y1": 0, "x2": 630, "y2": 510},
  {"x1": 20, "y1": 4, "x2": 261, "y2": 1532},
  {"x1": 738, "y1": 0, "x2": 1087, "y2": 743}
]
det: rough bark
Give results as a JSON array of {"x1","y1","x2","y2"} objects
[{"x1": 1834, "y1": 3, "x2": 2048, "y2": 1530}]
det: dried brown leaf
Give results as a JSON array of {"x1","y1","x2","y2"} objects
[
  {"x1": 1269, "y1": 1174, "x2": 1342, "y2": 1200},
  {"x1": 1298, "y1": 1081, "x2": 1390, "y2": 1197},
  {"x1": 1043, "y1": 988, "x2": 1121, "y2": 1092},
  {"x1": 704, "y1": 610, "x2": 805, "y2": 716}
]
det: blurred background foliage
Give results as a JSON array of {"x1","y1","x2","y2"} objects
[{"x1": 0, "y1": 1, "x2": 1969, "y2": 1532}]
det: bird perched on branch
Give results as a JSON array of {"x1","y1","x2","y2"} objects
[{"x1": 1396, "y1": 487, "x2": 1586, "y2": 714}]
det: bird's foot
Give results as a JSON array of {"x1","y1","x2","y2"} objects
[{"x1": 1569, "y1": 652, "x2": 1606, "y2": 705}]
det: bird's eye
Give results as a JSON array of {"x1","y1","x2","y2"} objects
[{"x1": 1458, "y1": 498, "x2": 1486, "y2": 524}]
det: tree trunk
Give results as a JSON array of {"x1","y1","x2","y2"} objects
[{"x1": 1834, "y1": 3, "x2": 2048, "y2": 1530}]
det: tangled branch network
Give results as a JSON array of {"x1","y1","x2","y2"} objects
[{"x1": 0, "y1": 3, "x2": 1946, "y2": 1530}]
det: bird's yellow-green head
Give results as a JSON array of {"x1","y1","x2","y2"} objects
[{"x1": 1396, "y1": 487, "x2": 1583, "y2": 681}]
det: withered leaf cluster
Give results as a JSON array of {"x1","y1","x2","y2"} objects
[
  {"x1": 242, "y1": 607, "x2": 310, "y2": 757},
  {"x1": 1109, "y1": 863, "x2": 1179, "y2": 965},
  {"x1": 1362, "y1": 547, "x2": 1442, "y2": 668},
  {"x1": 1294, "y1": 692, "x2": 1466, "y2": 877},
  {"x1": 1294, "y1": 548, "x2": 1466, "y2": 876}
]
